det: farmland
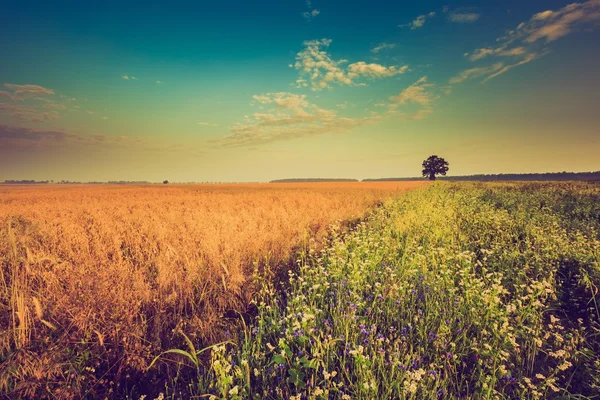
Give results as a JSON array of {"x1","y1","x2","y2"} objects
[
  {"x1": 190, "y1": 182, "x2": 599, "y2": 400},
  {"x1": 1, "y1": 182, "x2": 599, "y2": 399},
  {"x1": 0, "y1": 181, "x2": 425, "y2": 398}
]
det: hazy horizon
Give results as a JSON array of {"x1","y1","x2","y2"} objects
[{"x1": 1, "y1": 0, "x2": 599, "y2": 182}]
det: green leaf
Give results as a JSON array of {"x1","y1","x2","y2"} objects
[
  {"x1": 271, "y1": 354, "x2": 286, "y2": 364},
  {"x1": 288, "y1": 368, "x2": 306, "y2": 388},
  {"x1": 148, "y1": 349, "x2": 197, "y2": 370}
]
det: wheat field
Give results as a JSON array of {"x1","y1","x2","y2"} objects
[{"x1": 0, "y1": 181, "x2": 426, "y2": 397}]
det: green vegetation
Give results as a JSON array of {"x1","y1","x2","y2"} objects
[{"x1": 156, "y1": 182, "x2": 599, "y2": 399}]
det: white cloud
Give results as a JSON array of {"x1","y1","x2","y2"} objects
[
  {"x1": 156, "y1": 80, "x2": 163, "y2": 84},
  {"x1": 390, "y1": 76, "x2": 433, "y2": 106},
  {"x1": 302, "y1": 9, "x2": 320, "y2": 20},
  {"x1": 448, "y1": 12, "x2": 481, "y2": 23},
  {"x1": 3, "y1": 84, "x2": 54, "y2": 100},
  {"x1": 0, "y1": 124, "x2": 142, "y2": 153},
  {"x1": 347, "y1": 62, "x2": 409, "y2": 78},
  {"x1": 294, "y1": 39, "x2": 409, "y2": 90},
  {"x1": 198, "y1": 122, "x2": 219, "y2": 127},
  {"x1": 481, "y1": 53, "x2": 539, "y2": 83},
  {"x1": 371, "y1": 42, "x2": 396, "y2": 53},
  {"x1": 388, "y1": 76, "x2": 436, "y2": 120},
  {"x1": 121, "y1": 75, "x2": 130, "y2": 80},
  {"x1": 400, "y1": 12, "x2": 436, "y2": 30},
  {"x1": 0, "y1": 103, "x2": 60, "y2": 122},
  {"x1": 211, "y1": 92, "x2": 380, "y2": 147},
  {"x1": 0, "y1": 84, "x2": 67, "y2": 122},
  {"x1": 455, "y1": 0, "x2": 600, "y2": 83},
  {"x1": 302, "y1": 0, "x2": 320, "y2": 20},
  {"x1": 467, "y1": 46, "x2": 528, "y2": 61},
  {"x1": 520, "y1": 1, "x2": 600, "y2": 43},
  {"x1": 449, "y1": 63, "x2": 504, "y2": 84}
]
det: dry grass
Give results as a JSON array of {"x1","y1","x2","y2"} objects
[{"x1": 0, "y1": 181, "x2": 425, "y2": 397}]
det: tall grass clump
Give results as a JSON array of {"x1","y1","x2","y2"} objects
[{"x1": 188, "y1": 182, "x2": 599, "y2": 399}]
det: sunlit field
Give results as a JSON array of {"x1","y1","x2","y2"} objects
[
  {"x1": 2, "y1": 182, "x2": 599, "y2": 399},
  {"x1": 185, "y1": 182, "x2": 599, "y2": 400},
  {"x1": 0, "y1": 181, "x2": 426, "y2": 398}
]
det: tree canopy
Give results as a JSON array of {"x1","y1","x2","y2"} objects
[{"x1": 422, "y1": 155, "x2": 449, "y2": 181}]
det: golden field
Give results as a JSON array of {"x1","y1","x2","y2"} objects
[{"x1": 0, "y1": 181, "x2": 425, "y2": 397}]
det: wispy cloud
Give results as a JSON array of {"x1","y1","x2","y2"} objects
[
  {"x1": 198, "y1": 122, "x2": 218, "y2": 127},
  {"x1": 211, "y1": 92, "x2": 380, "y2": 147},
  {"x1": 449, "y1": 63, "x2": 504, "y2": 84},
  {"x1": 467, "y1": 46, "x2": 528, "y2": 61},
  {"x1": 302, "y1": 9, "x2": 320, "y2": 20},
  {"x1": 371, "y1": 42, "x2": 396, "y2": 53},
  {"x1": 4, "y1": 84, "x2": 54, "y2": 98},
  {"x1": 399, "y1": 12, "x2": 436, "y2": 30},
  {"x1": 388, "y1": 76, "x2": 436, "y2": 120},
  {"x1": 294, "y1": 39, "x2": 409, "y2": 90},
  {"x1": 503, "y1": 0, "x2": 600, "y2": 44},
  {"x1": 42, "y1": 101, "x2": 67, "y2": 110},
  {"x1": 454, "y1": 0, "x2": 600, "y2": 83},
  {"x1": 2, "y1": 83, "x2": 55, "y2": 102},
  {"x1": 0, "y1": 103, "x2": 60, "y2": 122},
  {"x1": 448, "y1": 11, "x2": 481, "y2": 23},
  {"x1": 0, "y1": 124, "x2": 142, "y2": 153},
  {"x1": 0, "y1": 83, "x2": 77, "y2": 123},
  {"x1": 156, "y1": 80, "x2": 163, "y2": 84},
  {"x1": 121, "y1": 75, "x2": 138, "y2": 80},
  {"x1": 0, "y1": 124, "x2": 72, "y2": 142},
  {"x1": 0, "y1": 91, "x2": 16, "y2": 102},
  {"x1": 302, "y1": 0, "x2": 320, "y2": 21}
]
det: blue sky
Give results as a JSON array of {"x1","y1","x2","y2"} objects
[{"x1": 1, "y1": 0, "x2": 599, "y2": 181}]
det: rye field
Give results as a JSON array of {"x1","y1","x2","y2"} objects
[
  {"x1": 1, "y1": 182, "x2": 599, "y2": 399},
  {"x1": 0, "y1": 181, "x2": 425, "y2": 398}
]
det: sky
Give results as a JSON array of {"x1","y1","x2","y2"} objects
[{"x1": 1, "y1": 0, "x2": 599, "y2": 182}]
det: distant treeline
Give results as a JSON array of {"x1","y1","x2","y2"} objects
[
  {"x1": 363, "y1": 171, "x2": 600, "y2": 182},
  {"x1": 3, "y1": 180, "x2": 51, "y2": 184},
  {"x1": 270, "y1": 178, "x2": 359, "y2": 183},
  {"x1": 107, "y1": 181, "x2": 151, "y2": 184},
  {"x1": 3, "y1": 180, "x2": 152, "y2": 185}
]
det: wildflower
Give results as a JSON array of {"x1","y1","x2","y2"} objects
[
  {"x1": 558, "y1": 361, "x2": 572, "y2": 371},
  {"x1": 229, "y1": 386, "x2": 239, "y2": 396}
]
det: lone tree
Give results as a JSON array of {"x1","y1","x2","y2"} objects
[
  {"x1": 422, "y1": 155, "x2": 449, "y2": 181},
  {"x1": 163, "y1": 180, "x2": 169, "y2": 184}
]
